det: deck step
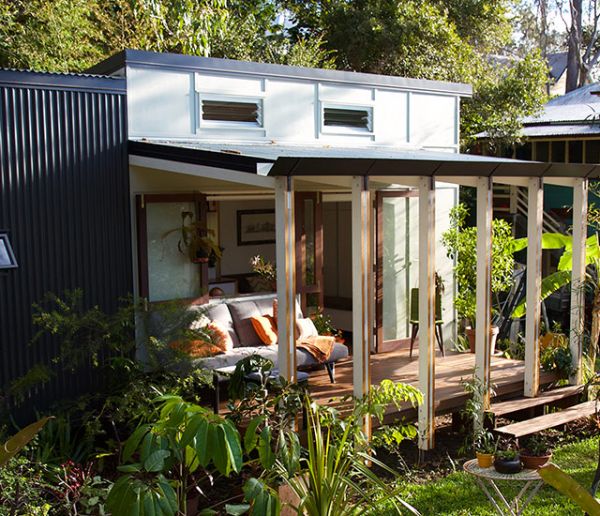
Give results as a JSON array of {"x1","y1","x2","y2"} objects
[
  {"x1": 495, "y1": 400, "x2": 597, "y2": 438},
  {"x1": 487, "y1": 385, "x2": 584, "y2": 418}
]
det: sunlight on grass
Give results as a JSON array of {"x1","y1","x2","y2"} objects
[{"x1": 383, "y1": 437, "x2": 598, "y2": 515}]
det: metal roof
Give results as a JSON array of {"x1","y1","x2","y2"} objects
[
  {"x1": 129, "y1": 140, "x2": 600, "y2": 179},
  {"x1": 523, "y1": 82, "x2": 600, "y2": 125},
  {"x1": 0, "y1": 68, "x2": 125, "y2": 94},
  {"x1": 520, "y1": 123, "x2": 600, "y2": 137},
  {"x1": 89, "y1": 49, "x2": 473, "y2": 97},
  {"x1": 547, "y1": 52, "x2": 568, "y2": 81}
]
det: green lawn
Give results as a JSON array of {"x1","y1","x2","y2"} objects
[{"x1": 389, "y1": 437, "x2": 599, "y2": 515}]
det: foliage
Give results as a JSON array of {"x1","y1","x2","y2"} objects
[
  {"x1": 459, "y1": 373, "x2": 496, "y2": 455},
  {"x1": 163, "y1": 210, "x2": 222, "y2": 262},
  {"x1": 256, "y1": 397, "x2": 421, "y2": 516},
  {"x1": 0, "y1": 417, "x2": 51, "y2": 468},
  {"x1": 538, "y1": 463, "x2": 600, "y2": 515},
  {"x1": 382, "y1": 437, "x2": 600, "y2": 515},
  {"x1": 521, "y1": 435, "x2": 552, "y2": 457},
  {"x1": 250, "y1": 255, "x2": 277, "y2": 285},
  {"x1": 48, "y1": 460, "x2": 112, "y2": 515},
  {"x1": 107, "y1": 395, "x2": 244, "y2": 514},
  {"x1": 0, "y1": 455, "x2": 52, "y2": 516},
  {"x1": 495, "y1": 449, "x2": 519, "y2": 461},
  {"x1": 310, "y1": 308, "x2": 343, "y2": 340},
  {"x1": 497, "y1": 336, "x2": 526, "y2": 361},
  {"x1": 473, "y1": 430, "x2": 496, "y2": 455},
  {"x1": 441, "y1": 204, "x2": 516, "y2": 327},
  {"x1": 541, "y1": 344, "x2": 574, "y2": 378},
  {"x1": 0, "y1": 0, "x2": 333, "y2": 73},
  {"x1": 462, "y1": 51, "x2": 549, "y2": 152}
]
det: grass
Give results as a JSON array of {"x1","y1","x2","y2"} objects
[{"x1": 386, "y1": 436, "x2": 599, "y2": 515}]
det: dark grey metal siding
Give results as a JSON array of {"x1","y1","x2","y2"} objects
[{"x1": 0, "y1": 70, "x2": 131, "y2": 416}]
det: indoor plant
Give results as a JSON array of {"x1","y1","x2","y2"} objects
[
  {"x1": 520, "y1": 435, "x2": 552, "y2": 470},
  {"x1": 441, "y1": 204, "x2": 515, "y2": 354},
  {"x1": 474, "y1": 429, "x2": 496, "y2": 468},
  {"x1": 163, "y1": 210, "x2": 222, "y2": 264}
]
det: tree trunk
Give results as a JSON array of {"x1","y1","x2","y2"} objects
[{"x1": 566, "y1": 0, "x2": 583, "y2": 93}]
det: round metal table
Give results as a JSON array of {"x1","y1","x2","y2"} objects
[{"x1": 463, "y1": 459, "x2": 544, "y2": 515}]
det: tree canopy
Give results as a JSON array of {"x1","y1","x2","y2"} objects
[{"x1": 0, "y1": 0, "x2": 553, "y2": 150}]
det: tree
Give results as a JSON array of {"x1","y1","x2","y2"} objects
[{"x1": 0, "y1": 0, "x2": 333, "y2": 72}]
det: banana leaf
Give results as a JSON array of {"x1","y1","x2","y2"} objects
[
  {"x1": 538, "y1": 463, "x2": 600, "y2": 516},
  {"x1": 0, "y1": 416, "x2": 52, "y2": 467}
]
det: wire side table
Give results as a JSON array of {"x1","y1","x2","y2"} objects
[{"x1": 463, "y1": 459, "x2": 544, "y2": 516}]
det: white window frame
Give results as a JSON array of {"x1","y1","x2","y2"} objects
[
  {"x1": 197, "y1": 93, "x2": 265, "y2": 131},
  {"x1": 319, "y1": 101, "x2": 374, "y2": 136}
]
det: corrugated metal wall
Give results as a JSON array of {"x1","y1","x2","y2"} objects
[{"x1": 0, "y1": 71, "x2": 132, "y2": 418}]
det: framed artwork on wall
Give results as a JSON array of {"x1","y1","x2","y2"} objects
[{"x1": 237, "y1": 209, "x2": 276, "y2": 246}]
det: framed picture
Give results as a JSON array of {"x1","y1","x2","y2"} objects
[
  {"x1": 0, "y1": 233, "x2": 18, "y2": 269},
  {"x1": 237, "y1": 209, "x2": 276, "y2": 246}
]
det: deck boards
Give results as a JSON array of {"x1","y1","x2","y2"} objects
[
  {"x1": 488, "y1": 385, "x2": 583, "y2": 417},
  {"x1": 495, "y1": 400, "x2": 597, "y2": 438},
  {"x1": 307, "y1": 349, "x2": 558, "y2": 422}
]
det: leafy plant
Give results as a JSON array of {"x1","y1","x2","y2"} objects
[
  {"x1": 441, "y1": 204, "x2": 515, "y2": 328},
  {"x1": 541, "y1": 343, "x2": 574, "y2": 378},
  {"x1": 521, "y1": 435, "x2": 551, "y2": 457},
  {"x1": 1, "y1": 417, "x2": 52, "y2": 468},
  {"x1": 473, "y1": 430, "x2": 496, "y2": 454},
  {"x1": 495, "y1": 449, "x2": 519, "y2": 461},
  {"x1": 0, "y1": 454, "x2": 52, "y2": 516},
  {"x1": 107, "y1": 395, "x2": 244, "y2": 515},
  {"x1": 270, "y1": 397, "x2": 421, "y2": 516},
  {"x1": 310, "y1": 308, "x2": 343, "y2": 341},
  {"x1": 163, "y1": 210, "x2": 221, "y2": 263},
  {"x1": 538, "y1": 463, "x2": 600, "y2": 515}
]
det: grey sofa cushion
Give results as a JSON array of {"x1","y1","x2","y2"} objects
[
  {"x1": 254, "y1": 297, "x2": 275, "y2": 317},
  {"x1": 206, "y1": 303, "x2": 240, "y2": 348},
  {"x1": 196, "y1": 345, "x2": 278, "y2": 370},
  {"x1": 228, "y1": 301, "x2": 263, "y2": 347}
]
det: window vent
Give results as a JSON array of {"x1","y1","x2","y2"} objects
[
  {"x1": 323, "y1": 107, "x2": 371, "y2": 131},
  {"x1": 0, "y1": 233, "x2": 17, "y2": 269},
  {"x1": 201, "y1": 100, "x2": 261, "y2": 125}
]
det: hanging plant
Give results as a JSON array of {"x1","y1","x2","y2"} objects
[{"x1": 163, "y1": 211, "x2": 222, "y2": 264}]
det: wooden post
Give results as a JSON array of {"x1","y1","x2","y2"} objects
[
  {"x1": 570, "y1": 178, "x2": 588, "y2": 385},
  {"x1": 352, "y1": 176, "x2": 373, "y2": 437},
  {"x1": 475, "y1": 176, "x2": 493, "y2": 429},
  {"x1": 524, "y1": 177, "x2": 543, "y2": 397},
  {"x1": 418, "y1": 176, "x2": 436, "y2": 450},
  {"x1": 275, "y1": 176, "x2": 297, "y2": 382}
]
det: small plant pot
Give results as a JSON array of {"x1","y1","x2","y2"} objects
[
  {"x1": 493, "y1": 455, "x2": 522, "y2": 474},
  {"x1": 465, "y1": 326, "x2": 500, "y2": 355},
  {"x1": 520, "y1": 452, "x2": 552, "y2": 470},
  {"x1": 476, "y1": 452, "x2": 494, "y2": 468}
]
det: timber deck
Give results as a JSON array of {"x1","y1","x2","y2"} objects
[{"x1": 307, "y1": 349, "x2": 558, "y2": 423}]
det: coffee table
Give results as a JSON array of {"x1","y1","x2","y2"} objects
[{"x1": 463, "y1": 459, "x2": 544, "y2": 515}]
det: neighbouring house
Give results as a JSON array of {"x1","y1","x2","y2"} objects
[{"x1": 1, "y1": 50, "x2": 598, "y2": 450}]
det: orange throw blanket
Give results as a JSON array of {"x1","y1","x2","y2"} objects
[{"x1": 296, "y1": 335, "x2": 335, "y2": 363}]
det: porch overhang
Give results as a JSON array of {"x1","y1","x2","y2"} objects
[{"x1": 129, "y1": 139, "x2": 600, "y2": 180}]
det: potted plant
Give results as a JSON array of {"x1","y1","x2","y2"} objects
[
  {"x1": 494, "y1": 441, "x2": 522, "y2": 474},
  {"x1": 474, "y1": 429, "x2": 496, "y2": 468},
  {"x1": 520, "y1": 435, "x2": 552, "y2": 470},
  {"x1": 441, "y1": 204, "x2": 515, "y2": 354},
  {"x1": 163, "y1": 210, "x2": 222, "y2": 264}
]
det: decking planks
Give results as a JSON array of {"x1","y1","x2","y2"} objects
[
  {"x1": 307, "y1": 349, "x2": 558, "y2": 422},
  {"x1": 488, "y1": 385, "x2": 584, "y2": 417},
  {"x1": 495, "y1": 400, "x2": 597, "y2": 438}
]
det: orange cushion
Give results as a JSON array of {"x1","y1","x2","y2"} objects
[
  {"x1": 168, "y1": 339, "x2": 223, "y2": 358},
  {"x1": 250, "y1": 315, "x2": 278, "y2": 345},
  {"x1": 206, "y1": 320, "x2": 233, "y2": 352}
]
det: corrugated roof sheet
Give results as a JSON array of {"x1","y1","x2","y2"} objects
[{"x1": 521, "y1": 123, "x2": 600, "y2": 137}]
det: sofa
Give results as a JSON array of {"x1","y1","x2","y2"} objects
[{"x1": 193, "y1": 293, "x2": 349, "y2": 382}]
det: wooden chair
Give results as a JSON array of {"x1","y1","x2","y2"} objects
[{"x1": 409, "y1": 287, "x2": 445, "y2": 357}]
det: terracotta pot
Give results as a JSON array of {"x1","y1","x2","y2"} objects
[
  {"x1": 476, "y1": 451, "x2": 494, "y2": 468},
  {"x1": 521, "y1": 452, "x2": 552, "y2": 470},
  {"x1": 493, "y1": 455, "x2": 522, "y2": 474},
  {"x1": 465, "y1": 326, "x2": 499, "y2": 355}
]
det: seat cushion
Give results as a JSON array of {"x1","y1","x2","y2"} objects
[
  {"x1": 195, "y1": 345, "x2": 279, "y2": 370},
  {"x1": 296, "y1": 341, "x2": 349, "y2": 367},
  {"x1": 206, "y1": 303, "x2": 240, "y2": 348},
  {"x1": 228, "y1": 301, "x2": 263, "y2": 347}
]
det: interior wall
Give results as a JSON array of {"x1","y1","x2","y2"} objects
[
  {"x1": 219, "y1": 199, "x2": 276, "y2": 275},
  {"x1": 323, "y1": 201, "x2": 352, "y2": 302}
]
